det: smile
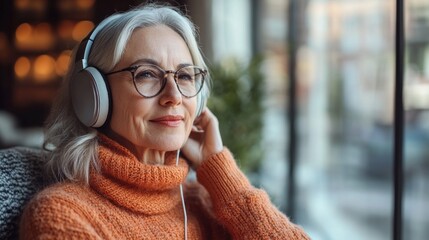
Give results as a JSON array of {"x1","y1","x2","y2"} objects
[{"x1": 149, "y1": 115, "x2": 184, "y2": 127}]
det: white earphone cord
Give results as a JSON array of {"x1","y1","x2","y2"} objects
[{"x1": 176, "y1": 150, "x2": 188, "y2": 240}]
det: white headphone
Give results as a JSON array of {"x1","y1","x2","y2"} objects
[{"x1": 70, "y1": 19, "x2": 113, "y2": 128}]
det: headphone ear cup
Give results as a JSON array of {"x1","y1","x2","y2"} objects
[{"x1": 70, "y1": 67, "x2": 109, "y2": 127}]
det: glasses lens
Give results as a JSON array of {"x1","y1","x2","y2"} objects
[
  {"x1": 133, "y1": 65, "x2": 165, "y2": 97},
  {"x1": 176, "y1": 66, "x2": 205, "y2": 97},
  {"x1": 132, "y1": 64, "x2": 205, "y2": 98}
]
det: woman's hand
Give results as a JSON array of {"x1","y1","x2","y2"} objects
[{"x1": 181, "y1": 108, "x2": 223, "y2": 169}]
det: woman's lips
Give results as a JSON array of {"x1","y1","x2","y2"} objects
[{"x1": 150, "y1": 115, "x2": 184, "y2": 127}]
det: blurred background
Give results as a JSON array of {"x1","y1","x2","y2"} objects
[{"x1": 0, "y1": 0, "x2": 428, "y2": 239}]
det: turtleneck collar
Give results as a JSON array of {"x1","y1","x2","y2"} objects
[{"x1": 89, "y1": 133, "x2": 189, "y2": 215}]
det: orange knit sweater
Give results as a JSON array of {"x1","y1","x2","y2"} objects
[{"x1": 20, "y1": 134, "x2": 309, "y2": 239}]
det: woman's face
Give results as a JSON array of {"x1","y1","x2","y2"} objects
[{"x1": 107, "y1": 25, "x2": 197, "y2": 152}]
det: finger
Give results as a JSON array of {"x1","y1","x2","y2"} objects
[
  {"x1": 191, "y1": 125, "x2": 204, "y2": 133},
  {"x1": 194, "y1": 108, "x2": 218, "y2": 130}
]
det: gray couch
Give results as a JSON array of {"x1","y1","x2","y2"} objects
[{"x1": 0, "y1": 147, "x2": 45, "y2": 239}]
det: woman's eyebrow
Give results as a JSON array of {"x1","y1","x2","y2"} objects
[
  {"x1": 177, "y1": 63, "x2": 193, "y2": 69},
  {"x1": 130, "y1": 58, "x2": 159, "y2": 66},
  {"x1": 130, "y1": 58, "x2": 194, "y2": 69}
]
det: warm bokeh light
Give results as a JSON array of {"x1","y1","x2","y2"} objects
[
  {"x1": 15, "y1": 0, "x2": 47, "y2": 12},
  {"x1": 33, "y1": 55, "x2": 56, "y2": 82},
  {"x1": 76, "y1": 0, "x2": 95, "y2": 10},
  {"x1": 72, "y1": 20, "x2": 94, "y2": 42},
  {"x1": 15, "y1": 22, "x2": 55, "y2": 50},
  {"x1": 34, "y1": 22, "x2": 53, "y2": 43},
  {"x1": 34, "y1": 22, "x2": 51, "y2": 35},
  {"x1": 57, "y1": 0, "x2": 74, "y2": 11},
  {"x1": 57, "y1": 0, "x2": 95, "y2": 11},
  {"x1": 14, "y1": 57, "x2": 31, "y2": 79},
  {"x1": 15, "y1": 23, "x2": 33, "y2": 43},
  {"x1": 14, "y1": 0, "x2": 31, "y2": 10},
  {"x1": 58, "y1": 20, "x2": 75, "y2": 40},
  {"x1": 56, "y1": 50, "x2": 72, "y2": 76}
]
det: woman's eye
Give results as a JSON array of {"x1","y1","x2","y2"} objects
[
  {"x1": 135, "y1": 70, "x2": 158, "y2": 80},
  {"x1": 177, "y1": 73, "x2": 193, "y2": 81}
]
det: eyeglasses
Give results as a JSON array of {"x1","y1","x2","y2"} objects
[{"x1": 106, "y1": 64, "x2": 207, "y2": 98}]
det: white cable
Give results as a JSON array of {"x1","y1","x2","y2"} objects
[
  {"x1": 176, "y1": 150, "x2": 188, "y2": 240},
  {"x1": 179, "y1": 184, "x2": 188, "y2": 240}
]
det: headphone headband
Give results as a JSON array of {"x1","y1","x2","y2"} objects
[{"x1": 76, "y1": 17, "x2": 116, "y2": 70}]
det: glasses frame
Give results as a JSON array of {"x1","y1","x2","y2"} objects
[{"x1": 105, "y1": 64, "x2": 207, "y2": 98}]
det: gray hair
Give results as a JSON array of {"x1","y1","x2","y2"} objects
[{"x1": 43, "y1": 4, "x2": 210, "y2": 183}]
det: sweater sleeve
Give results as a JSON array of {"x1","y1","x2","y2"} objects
[{"x1": 196, "y1": 148, "x2": 310, "y2": 240}]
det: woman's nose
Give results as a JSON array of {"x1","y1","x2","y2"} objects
[{"x1": 158, "y1": 75, "x2": 182, "y2": 106}]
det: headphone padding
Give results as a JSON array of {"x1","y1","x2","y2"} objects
[{"x1": 71, "y1": 67, "x2": 109, "y2": 127}]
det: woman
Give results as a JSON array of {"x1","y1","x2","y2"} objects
[{"x1": 20, "y1": 4, "x2": 309, "y2": 240}]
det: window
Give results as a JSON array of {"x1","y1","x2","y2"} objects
[{"x1": 208, "y1": 0, "x2": 429, "y2": 239}]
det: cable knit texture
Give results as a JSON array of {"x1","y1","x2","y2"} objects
[
  {"x1": 0, "y1": 147, "x2": 45, "y2": 240},
  {"x1": 19, "y1": 134, "x2": 309, "y2": 239}
]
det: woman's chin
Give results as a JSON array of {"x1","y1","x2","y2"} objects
[
  {"x1": 147, "y1": 139, "x2": 186, "y2": 152},
  {"x1": 153, "y1": 134, "x2": 187, "y2": 150},
  {"x1": 158, "y1": 143, "x2": 184, "y2": 152}
]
